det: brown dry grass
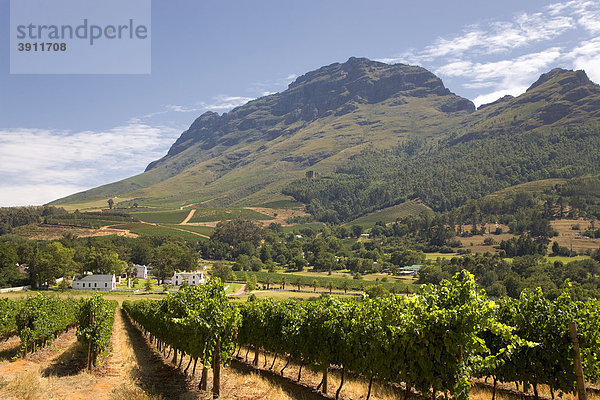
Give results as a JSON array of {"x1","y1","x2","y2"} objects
[
  {"x1": 14, "y1": 224, "x2": 137, "y2": 241},
  {"x1": 551, "y1": 218, "x2": 600, "y2": 252}
]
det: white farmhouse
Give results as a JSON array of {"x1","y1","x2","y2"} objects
[
  {"x1": 132, "y1": 264, "x2": 148, "y2": 279},
  {"x1": 171, "y1": 271, "x2": 206, "y2": 288},
  {"x1": 72, "y1": 274, "x2": 116, "y2": 291}
]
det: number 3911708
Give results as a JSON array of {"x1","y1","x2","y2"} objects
[{"x1": 18, "y1": 42, "x2": 67, "y2": 51}]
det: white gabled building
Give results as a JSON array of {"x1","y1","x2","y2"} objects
[
  {"x1": 72, "y1": 274, "x2": 116, "y2": 291},
  {"x1": 132, "y1": 264, "x2": 148, "y2": 279},
  {"x1": 171, "y1": 271, "x2": 206, "y2": 288}
]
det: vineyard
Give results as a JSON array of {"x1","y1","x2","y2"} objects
[
  {"x1": 122, "y1": 274, "x2": 600, "y2": 400},
  {"x1": 1, "y1": 293, "x2": 117, "y2": 366},
  {"x1": 2, "y1": 276, "x2": 600, "y2": 399}
]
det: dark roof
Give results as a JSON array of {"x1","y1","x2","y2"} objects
[{"x1": 74, "y1": 274, "x2": 114, "y2": 282}]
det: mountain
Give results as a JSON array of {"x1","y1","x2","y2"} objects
[
  {"x1": 51, "y1": 60, "x2": 600, "y2": 222},
  {"x1": 283, "y1": 67, "x2": 600, "y2": 222},
  {"x1": 51, "y1": 57, "x2": 475, "y2": 208}
]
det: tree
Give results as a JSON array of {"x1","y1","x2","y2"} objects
[
  {"x1": 249, "y1": 256, "x2": 263, "y2": 272},
  {"x1": 390, "y1": 249, "x2": 426, "y2": 267},
  {"x1": 84, "y1": 247, "x2": 124, "y2": 275},
  {"x1": 341, "y1": 280, "x2": 349, "y2": 294},
  {"x1": 212, "y1": 219, "x2": 264, "y2": 246},
  {"x1": 107, "y1": 199, "x2": 114, "y2": 209},
  {"x1": 246, "y1": 274, "x2": 257, "y2": 291},
  {"x1": 144, "y1": 278, "x2": 153, "y2": 292},
  {"x1": 294, "y1": 277, "x2": 302, "y2": 291},
  {"x1": 211, "y1": 262, "x2": 234, "y2": 282},
  {"x1": 34, "y1": 241, "x2": 76, "y2": 288},
  {"x1": 326, "y1": 281, "x2": 334, "y2": 293},
  {"x1": 312, "y1": 279, "x2": 318, "y2": 292},
  {"x1": 351, "y1": 225, "x2": 364, "y2": 238},
  {"x1": 259, "y1": 245, "x2": 272, "y2": 263},
  {"x1": 364, "y1": 284, "x2": 390, "y2": 298},
  {"x1": 0, "y1": 242, "x2": 19, "y2": 288},
  {"x1": 130, "y1": 240, "x2": 153, "y2": 265},
  {"x1": 154, "y1": 243, "x2": 196, "y2": 283},
  {"x1": 289, "y1": 255, "x2": 307, "y2": 272}
]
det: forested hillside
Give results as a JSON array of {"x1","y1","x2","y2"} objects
[{"x1": 285, "y1": 68, "x2": 600, "y2": 222}]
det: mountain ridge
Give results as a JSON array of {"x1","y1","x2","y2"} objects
[{"x1": 50, "y1": 58, "x2": 600, "y2": 219}]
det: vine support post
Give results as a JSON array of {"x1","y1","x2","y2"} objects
[
  {"x1": 322, "y1": 366, "x2": 328, "y2": 394},
  {"x1": 172, "y1": 348, "x2": 178, "y2": 365},
  {"x1": 200, "y1": 366, "x2": 208, "y2": 390},
  {"x1": 253, "y1": 346, "x2": 259, "y2": 366},
  {"x1": 569, "y1": 321, "x2": 588, "y2": 400},
  {"x1": 335, "y1": 367, "x2": 345, "y2": 399},
  {"x1": 366, "y1": 375, "x2": 374, "y2": 400},
  {"x1": 87, "y1": 312, "x2": 94, "y2": 370},
  {"x1": 213, "y1": 339, "x2": 221, "y2": 399}
]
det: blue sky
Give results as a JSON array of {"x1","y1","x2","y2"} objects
[{"x1": 1, "y1": 0, "x2": 599, "y2": 206}]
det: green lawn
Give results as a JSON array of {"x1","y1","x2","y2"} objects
[{"x1": 224, "y1": 282, "x2": 244, "y2": 294}]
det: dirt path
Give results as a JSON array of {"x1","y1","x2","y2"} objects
[
  {"x1": 232, "y1": 284, "x2": 247, "y2": 296},
  {"x1": 57, "y1": 308, "x2": 133, "y2": 399},
  {"x1": 180, "y1": 209, "x2": 197, "y2": 225}
]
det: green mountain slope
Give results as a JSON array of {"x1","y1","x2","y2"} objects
[
  {"x1": 51, "y1": 60, "x2": 600, "y2": 223},
  {"x1": 283, "y1": 68, "x2": 600, "y2": 222},
  {"x1": 50, "y1": 57, "x2": 474, "y2": 208}
]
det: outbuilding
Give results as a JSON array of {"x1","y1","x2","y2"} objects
[
  {"x1": 72, "y1": 274, "x2": 116, "y2": 291},
  {"x1": 171, "y1": 271, "x2": 206, "y2": 288}
]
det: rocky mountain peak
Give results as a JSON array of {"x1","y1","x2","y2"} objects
[{"x1": 527, "y1": 68, "x2": 593, "y2": 92}]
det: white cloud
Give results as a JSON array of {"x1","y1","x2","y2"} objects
[
  {"x1": 565, "y1": 36, "x2": 600, "y2": 83},
  {"x1": 379, "y1": 0, "x2": 600, "y2": 106},
  {"x1": 472, "y1": 86, "x2": 529, "y2": 108},
  {"x1": 165, "y1": 104, "x2": 200, "y2": 113},
  {"x1": 197, "y1": 95, "x2": 255, "y2": 111},
  {"x1": 436, "y1": 48, "x2": 562, "y2": 107},
  {"x1": 0, "y1": 184, "x2": 89, "y2": 207},
  {"x1": 0, "y1": 124, "x2": 181, "y2": 206}
]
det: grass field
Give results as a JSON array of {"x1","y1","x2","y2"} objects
[
  {"x1": 129, "y1": 209, "x2": 191, "y2": 224},
  {"x1": 255, "y1": 199, "x2": 304, "y2": 209},
  {"x1": 233, "y1": 270, "x2": 415, "y2": 292},
  {"x1": 165, "y1": 224, "x2": 215, "y2": 236},
  {"x1": 349, "y1": 200, "x2": 433, "y2": 226},
  {"x1": 424, "y1": 252, "x2": 460, "y2": 260},
  {"x1": 110, "y1": 222, "x2": 207, "y2": 241},
  {"x1": 545, "y1": 255, "x2": 590, "y2": 263},
  {"x1": 224, "y1": 282, "x2": 244, "y2": 294},
  {"x1": 188, "y1": 208, "x2": 274, "y2": 223},
  {"x1": 230, "y1": 289, "x2": 357, "y2": 302}
]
